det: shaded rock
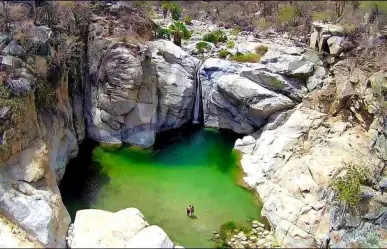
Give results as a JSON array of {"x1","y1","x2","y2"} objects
[
  {"x1": 2, "y1": 40, "x2": 25, "y2": 57},
  {"x1": 327, "y1": 36, "x2": 355, "y2": 56},
  {"x1": 6, "y1": 69, "x2": 36, "y2": 96},
  {"x1": 310, "y1": 22, "x2": 345, "y2": 53},
  {"x1": 379, "y1": 177, "x2": 387, "y2": 189}
]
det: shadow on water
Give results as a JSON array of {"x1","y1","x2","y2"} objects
[{"x1": 59, "y1": 138, "x2": 110, "y2": 220}]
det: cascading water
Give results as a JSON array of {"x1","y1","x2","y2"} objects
[{"x1": 193, "y1": 62, "x2": 203, "y2": 124}]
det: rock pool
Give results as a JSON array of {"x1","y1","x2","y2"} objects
[{"x1": 60, "y1": 128, "x2": 263, "y2": 247}]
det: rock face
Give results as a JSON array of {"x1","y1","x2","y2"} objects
[
  {"x1": 69, "y1": 208, "x2": 175, "y2": 248},
  {"x1": 310, "y1": 22, "x2": 355, "y2": 56},
  {"x1": 0, "y1": 24, "x2": 83, "y2": 248},
  {"x1": 235, "y1": 105, "x2": 386, "y2": 247},
  {"x1": 85, "y1": 34, "x2": 200, "y2": 147},
  {"x1": 199, "y1": 53, "x2": 320, "y2": 134}
]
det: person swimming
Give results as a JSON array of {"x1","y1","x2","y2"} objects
[
  {"x1": 186, "y1": 205, "x2": 192, "y2": 216},
  {"x1": 191, "y1": 205, "x2": 195, "y2": 216}
]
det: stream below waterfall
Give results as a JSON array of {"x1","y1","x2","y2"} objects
[{"x1": 59, "y1": 127, "x2": 264, "y2": 247}]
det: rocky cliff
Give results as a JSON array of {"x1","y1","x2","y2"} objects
[{"x1": 0, "y1": 2, "x2": 198, "y2": 247}]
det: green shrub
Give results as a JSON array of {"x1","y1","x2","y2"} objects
[
  {"x1": 202, "y1": 30, "x2": 227, "y2": 45},
  {"x1": 219, "y1": 49, "x2": 231, "y2": 59},
  {"x1": 254, "y1": 45, "x2": 268, "y2": 56},
  {"x1": 0, "y1": 84, "x2": 24, "y2": 116},
  {"x1": 161, "y1": 1, "x2": 182, "y2": 20},
  {"x1": 215, "y1": 241, "x2": 230, "y2": 249},
  {"x1": 231, "y1": 52, "x2": 261, "y2": 63},
  {"x1": 238, "y1": 225, "x2": 250, "y2": 234},
  {"x1": 196, "y1": 41, "x2": 211, "y2": 54},
  {"x1": 219, "y1": 221, "x2": 237, "y2": 241},
  {"x1": 312, "y1": 11, "x2": 334, "y2": 22},
  {"x1": 360, "y1": 1, "x2": 387, "y2": 14},
  {"x1": 230, "y1": 27, "x2": 241, "y2": 35},
  {"x1": 226, "y1": 41, "x2": 235, "y2": 49},
  {"x1": 184, "y1": 16, "x2": 192, "y2": 25},
  {"x1": 254, "y1": 17, "x2": 270, "y2": 30},
  {"x1": 168, "y1": 21, "x2": 191, "y2": 46},
  {"x1": 156, "y1": 27, "x2": 171, "y2": 40},
  {"x1": 269, "y1": 78, "x2": 286, "y2": 89},
  {"x1": 170, "y1": 3, "x2": 182, "y2": 20},
  {"x1": 332, "y1": 163, "x2": 371, "y2": 206},
  {"x1": 277, "y1": 5, "x2": 299, "y2": 25}
]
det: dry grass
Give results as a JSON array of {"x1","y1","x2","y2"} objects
[
  {"x1": 254, "y1": 45, "x2": 268, "y2": 56},
  {"x1": 8, "y1": 4, "x2": 29, "y2": 22},
  {"x1": 34, "y1": 56, "x2": 48, "y2": 78}
]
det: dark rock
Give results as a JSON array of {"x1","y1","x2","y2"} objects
[
  {"x1": 0, "y1": 132, "x2": 5, "y2": 145},
  {"x1": 379, "y1": 177, "x2": 387, "y2": 189},
  {"x1": 2, "y1": 40, "x2": 25, "y2": 57},
  {"x1": 6, "y1": 69, "x2": 36, "y2": 96}
]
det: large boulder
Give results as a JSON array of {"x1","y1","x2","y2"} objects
[
  {"x1": 6, "y1": 69, "x2": 36, "y2": 97},
  {"x1": 309, "y1": 22, "x2": 355, "y2": 56},
  {"x1": 200, "y1": 58, "x2": 295, "y2": 134},
  {"x1": 2, "y1": 40, "x2": 25, "y2": 57},
  {"x1": 0, "y1": 139, "x2": 70, "y2": 248},
  {"x1": 86, "y1": 40, "x2": 199, "y2": 148},
  {"x1": 69, "y1": 208, "x2": 174, "y2": 248}
]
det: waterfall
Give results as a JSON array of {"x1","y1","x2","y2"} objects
[{"x1": 193, "y1": 62, "x2": 202, "y2": 124}]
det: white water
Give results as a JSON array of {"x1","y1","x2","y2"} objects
[{"x1": 193, "y1": 63, "x2": 201, "y2": 124}]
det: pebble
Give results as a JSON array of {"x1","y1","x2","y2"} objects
[
  {"x1": 231, "y1": 238, "x2": 236, "y2": 242},
  {"x1": 214, "y1": 234, "x2": 220, "y2": 239},
  {"x1": 241, "y1": 235, "x2": 247, "y2": 241},
  {"x1": 249, "y1": 235, "x2": 257, "y2": 241},
  {"x1": 257, "y1": 239, "x2": 265, "y2": 245},
  {"x1": 213, "y1": 231, "x2": 218, "y2": 234},
  {"x1": 264, "y1": 231, "x2": 270, "y2": 236},
  {"x1": 241, "y1": 241, "x2": 249, "y2": 245},
  {"x1": 252, "y1": 223, "x2": 258, "y2": 228},
  {"x1": 264, "y1": 242, "x2": 271, "y2": 248}
]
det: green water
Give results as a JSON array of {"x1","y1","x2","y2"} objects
[{"x1": 60, "y1": 128, "x2": 262, "y2": 248}]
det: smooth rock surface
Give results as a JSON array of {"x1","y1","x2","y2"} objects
[
  {"x1": 70, "y1": 208, "x2": 174, "y2": 248},
  {"x1": 86, "y1": 39, "x2": 199, "y2": 147}
]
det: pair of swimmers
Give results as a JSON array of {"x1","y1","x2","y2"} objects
[{"x1": 186, "y1": 205, "x2": 195, "y2": 216}]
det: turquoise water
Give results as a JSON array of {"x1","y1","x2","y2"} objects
[{"x1": 60, "y1": 128, "x2": 263, "y2": 247}]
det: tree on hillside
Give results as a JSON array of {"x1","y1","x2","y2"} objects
[
  {"x1": 168, "y1": 21, "x2": 190, "y2": 46},
  {"x1": 335, "y1": 0, "x2": 347, "y2": 18}
]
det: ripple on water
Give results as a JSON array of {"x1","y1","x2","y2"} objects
[{"x1": 60, "y1": 128, "x2": 263, "y2": 248}]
